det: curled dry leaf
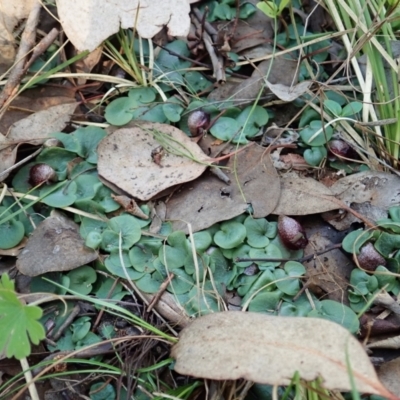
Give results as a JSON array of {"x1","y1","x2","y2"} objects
[
  {"x1": 172, "y1": 312, "x2": 394, "y2": 397},
  {"x1": 98, "y1": 121, "x2": 213, "y2": 201},
  {"x1": 111, "y1": 194, "x2": 149, "y2": 219}
]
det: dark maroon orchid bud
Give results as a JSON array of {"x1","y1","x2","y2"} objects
[
  {"x1": 328, "y1": 140, "x2": 358, "y2": 160},
  {"x1": 28, "y1": 163, "x2": 57, "y2": 187},
  {"x1": 355, "y1": 242, "x2": 386, "y2": 271},
  {"x1": 188, "y1": 110, "x2": 210, "y2": 137},
  {"x1": 278, "y1": 215, "x2": 308, "y2": 250}
]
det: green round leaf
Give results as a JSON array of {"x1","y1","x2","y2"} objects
[
  {"x1": 184, "y1": 71, "x2": 212, "y2": 93},
  {"x1": 0, "y1": 209, "x2": 25, "y2": 249},
  {"x1": 231, "y1": 244, "x2": 253, "y2": 267},
  {"x1": 107, "y1": 214, "x2": 142, "y2": 250},
  {"x1": 85, "y1": 231, "x2": 102, "y2": 249},
  {"x1": 128, "y1": 87, "x2": 156, "y2": 103},
  {"x1": 168, "y1": 268, "x2": 194, "y2": 294},
  {"x1": 342, "y1": 229, "x2": 373, "y2": 254},
  {"x1": 300, "y1": 120, "x2": 333, "y2": 146},
  {"x1": 236, "y1": 106, "x2": 269, "y2": 138},
  {"x1": 214, "y1": 221, "x2": 247, "y2": 249},
  {"x1": 375, "y1": 232, "x2": 400, "y2": 256},
  {"x1": 341, "y1": 101, "x2": 363, "y2": 117},
  {"x1": 248, "y1": 290, "x2": 282, "y2": 313},
  {"x1": 129, "y1": 244, "x2": 157, "y2": 273},
  {"x1": 89, "y1": 383, "x2": 116, "y2": 400},
  {"x1": 162, "y1": 102, "x2": 184, "y2": 122},
  {"x1": 104, "y1": 251, "x2": 144, "y2": 280},
  {"x1": 189, "y1": 231, "x2": 212, "y2": 252},
  {"x1": 274, "y1": 261, "x2": 305, "y2": 296},
  {"x1": 74, "y1": 174, "x2": 102, "y2": 201},
  {"x1": 308, "y1": 299, "x2": 360, "y2": 333},
  {"x1": 67, "y1": 266, "x2": 97, "y2": 295},
  {"x1": 104, "y1": 97, "x2": 137, "y2": 126},
  {"x1": 135, "y1": 272, "x2": 163, "y2": 294},
  {"x1": 324, "y1": 99, "x2": 342, "y2": 116},
  {"x1": 249, "y1": 243, "x2": 282, "y2": 268},
  {"x1": 79, "y1": 217, "x2": 108, "y2": 239},
  {"x1": 244, "y1": 216, "x2": 276, "y2": 248},
  {"x1": 40, "y1": 181, "x2": 77, "y2": 208},
  {"x1": 389, "y1": 206, "x2": 400, "y2": 222},
  {"x1": 210, "y1": 117, "x2": 240, "y2": 142},
  {"x1": 303, "y1": 145, "x2": 327, "y2": 166},
  {"x1": 159, "y1": 231, "x2": 189, "y2": 269}
]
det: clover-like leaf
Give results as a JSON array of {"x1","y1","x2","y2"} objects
[
  {"x1": 242, "y1": 269, "x2": 276, "y2": 305},
  {"x1": 67, "y1": 265, "x2": 97, "y2": 295},
  {"x1": 389, "y1": 206, "x2": 400, "y2": 222},
  {"x1": 163, "y1": 102, "x2": 184, "y2": 122},
  {"x1": 375, "y1": 232, "x2": 400, "y2": 256},
  {"x1": 303, "y1": 146, "x2": 327, "y2": 166},
  {"x1": 249, "y1": 243, "x2": 282, "y2": 268},
  {"x1": 40, "y1": 181, "x2": 78, "y2": 208},
  {"x1": 74, "y1": 174, "x2": 102, "y2": 202},
  {"x1": 104, "y1": 250, "x2": 144, "y2": 280},
  {"x1": 342, "y1": 229, "x2": 373, "y2": 254},
  {"x1": 135, "y1": 272, "x2": 164, "y2": 294},
  {"x1": 274, "y1": 261, "x2": 305, "y2": 296},
  {"x1": 101, "y1": 214, "x2": 142, "y2": 252},
  {"x1": 341, "y1": 101, "x2": 363, "y2": 117},
  {"x1": 210, "y1": 117, "x2": 241, "y2": 142},
  {"x1": 323, "y1": 100, "x2": 342, "y2": 117},
  {"x1": 159, "y1": 231, "x2": 190, "y2": 270},
  {"x1": 244, "y1": 216, "x2": 276, "y2": 248},
  {"x1": 189, "y1": 231, "x2": 212, "y2": 253},
  {"x1": 79, "y1": 217, "x2": 108, "y2": 239},
  {"x1": 184, "y1": 71, "x2": 212, "y2": 93},
  {"x1": 248, "y1": 290, "x2": 283, "y2": 313},
  {"x1": 89, "y1": 382, "x2": 116, "y2": 400},
  {"x1": 71, "y1": 316, "x2": 91, "y2": 342},
  {"x1": 0, "y1": 274, "x2": 45, "y2": 359},
  {"x1": 236, "y1": 106, "x2": 269, "y2": 139},
  {"x1": 105, "y1": 96, "x2": 137, "y2": 126},
  {"x1": 129, "y1": 244, "x2": 157, "y2": 273},
  {"x1": 300, "y1": 120, "x2": 333, "y2": 146},
  {"x1": 168, "y1": 268, "x2": 194, "y2": 294},
  {"x1": 214, "y1": 221, "x2": 247, "y2": 249}
]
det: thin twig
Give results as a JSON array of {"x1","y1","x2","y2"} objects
[
  {"x1": 146, "y1": 273, "x2": 175, "y2": 312},
  {"x1": 236, "y1": 243, "x2": 343, "y2": 263}
]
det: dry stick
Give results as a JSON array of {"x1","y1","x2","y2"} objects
[
  {"x1": 192, "y1": 15, "x2": 225, "y2": 83},
  {"x1": 0, "y1": 1, "x2": 42, "y2": 116},
  {"x1": 146, "y1": 273, "x2": 175, "y2": 313},
  {"x1": 23, "y1": 28, "x2": 59, "y2": 72}
]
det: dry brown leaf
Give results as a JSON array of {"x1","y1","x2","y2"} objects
[
  {"x1": 0, "y1": 0, "x2": 36, "y2": 73},
  {"x1": 322, "y1": 171, "x2": 400, "y2": 230},
  {"x1": 56, "y1": 0, "x2": 191, "y2": 52},
  {"x1": 378, "y1": 357, "x2": 400, "y2": 397},
  {"x1": 166, "y1": 144, "x2": 280, "y2": 233},
  {"x1": 16, "y1": 212, "x2": 97, "y2": 277},
  {"x1": 171, "y1": 312, "x2": 394, "y2": 397},
  {"x1": 272, "y1": 172, "x2": 339, "y2": 215},
  {"x1": 0, "y1": 102, "x2": 77, "y2": 181},
  {"x1": 98, "y1": 121, "x2": 212, "y2": 201},
  {"x1": 265, "y1": 80, "x2": 312, "y2": 102}
]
